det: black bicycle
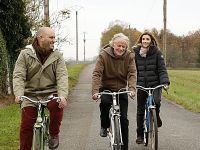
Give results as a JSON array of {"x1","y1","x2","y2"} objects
[
  {"x1": 20, "y1": 95, "x2": 60, "y2": 150},
  {"x1": 136, "y1": 85, "x2": 166, "y2": 150}
]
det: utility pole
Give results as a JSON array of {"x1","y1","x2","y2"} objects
[
  {"x1": 76, "y1": 11, "x2": 78, "y2": 63},
  {"x1": 83, "y1": 32, "x2": 86, "y2": 62},
  {"x1": 163, "y1": 0, "x2": 167, "y2": 65},
  {"x1": 44, "y1": 0, "x2": 50, "y2": 26},
  {"x1": 128, "y1": 25, "x2": 131, "y2": 48},
  {"x1": 73, "y1": 6, "x2": 83, "y2": 63}
]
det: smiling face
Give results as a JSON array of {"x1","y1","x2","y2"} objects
[
  {"x1": 113, "y1": 38, "x2": 127, "y2": 57},
  {"x1": 40, "y1": 28, "x2": 55, "y2": 51},
  {"x1": 37, "y1": 27, "x2": 56, "y2": 53},
  {"x1": 141, "y1": 34, "x2": 151, "y2": 48}
]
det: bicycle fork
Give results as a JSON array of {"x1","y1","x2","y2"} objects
[
  {"x1": 108, "y1": 108, "x2": 123, "y2": 147},
  {"x1": 32, "y1": 105, "x2": 48, "y2": 150}
]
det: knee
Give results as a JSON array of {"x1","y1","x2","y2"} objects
[
  {"x1": 48, "y1": 101, "x2": 59, "y2": 111},
  {"x1": 21, "y1": 107, "x2": 37, "y2": 130}
]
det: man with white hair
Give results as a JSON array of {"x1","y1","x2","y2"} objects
[{"x1": 92, "y1": 33, "x2": 137, "y2": 150}]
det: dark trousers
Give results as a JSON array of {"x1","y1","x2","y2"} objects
[
  {"x1": 19, "y1": 101, "x2": 63, "y2": 150},
  {"x1": 99, "y1": 93, "x2": 129, "y2": 150},
  {"x1": 136, "y1": 88, "x2": 162, "y2": 137}
]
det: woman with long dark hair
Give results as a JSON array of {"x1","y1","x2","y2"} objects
[{"x1": 133, "y1": 31, "x2": 170, "y2": 144}]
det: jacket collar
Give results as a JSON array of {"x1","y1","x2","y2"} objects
[
  {"x1": 25, "y1": 45, "x2": 59, "y2": 67},
  {"x1": 134, "y1": 45, "x2": 158, "y2": 56}
]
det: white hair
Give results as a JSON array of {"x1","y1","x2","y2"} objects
[{"x1": 109, "y1": 33, "x2": 129, "y2": 48}]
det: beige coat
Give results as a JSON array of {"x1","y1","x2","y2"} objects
[
  {"x1": 92, "y1": 45, "x2": 137, "y2": 95},
  {"x1": 13, "y1": 45, "x2": 68, "y2": 108}
]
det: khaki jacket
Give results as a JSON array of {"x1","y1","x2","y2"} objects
[
  {"x1": 92, "y1": 45, "x2": 137, "y2": 95},
  {"x1": 13, "y1": 45, "x2": 68, "y2": 107}
]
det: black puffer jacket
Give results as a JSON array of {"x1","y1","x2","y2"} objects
[{"x1": 133, "y1": 45, "x2": 170, "y2": 87}]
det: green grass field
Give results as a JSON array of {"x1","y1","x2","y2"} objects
[
  {"x1": 163, "y1": 69, "x2": 200, "y2": 113},
  {"x1": 0, "y1": 63, "x2": 86, "y2": 150}
]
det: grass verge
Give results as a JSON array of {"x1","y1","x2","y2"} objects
[{"x1": 163, "y1": 69, "x2": 200, "y2": 113}]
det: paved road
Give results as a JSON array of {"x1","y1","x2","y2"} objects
[{"x1": 58, "y1": 64, "x2": 200, "y2": 150}]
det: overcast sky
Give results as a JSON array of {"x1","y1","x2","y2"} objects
[{"x1": 49, "y1": 0, "x2": 200, "y2": 61}]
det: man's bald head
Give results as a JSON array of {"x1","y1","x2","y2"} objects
[
  {"x1": 36, "y1": 27, "x2": 54, "y2": 38},
  {"x1": 33, "y1": 26, "x2": 55, "y2": 53}
]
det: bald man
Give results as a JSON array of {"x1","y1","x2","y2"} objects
[{"x1": 13, "y1": 27, "x2": 68, "y2": 150}]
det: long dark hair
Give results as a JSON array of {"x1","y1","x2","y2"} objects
[{"x1": 136, "y1": 31, "x2": 158, "y2": 47}]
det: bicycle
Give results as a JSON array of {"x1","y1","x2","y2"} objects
[
  {"x1": 20, "y1": 95, "x2": 60, "y2": 150},
  {"x1": 97, "y1": 88, "x2": 131, "y2": 150},
  {"x1": 136, "y1": 84, "x2": 166, "y2": 150}
]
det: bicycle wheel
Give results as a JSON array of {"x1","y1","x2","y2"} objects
[
  {"x1": 113, "y1": 116, "x2": 121, "y2": 150},
  {"x1": 143, "y1": 108, "x2": 148, "y2": 146},
  {"x1": 150, "y1": 109, "x2": 158, "y2": 150},
  {"x1": 32, "y1": 127, "x2": 42, "y2": 150},
  {"x1": 43, "y1": 116, "x2": 50, "y2": 149}
]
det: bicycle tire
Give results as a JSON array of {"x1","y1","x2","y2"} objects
[
  {"x1": 32, "y1": 127, "x2": 42, "y2": 150},
  {"x1": 150, "y1": 109, "x2": 158, "y2": 150},
  {"x1": 113, "y1": 116, "x2": 121, "y2": 150},
  {"x1": 44, "y1": 116, "x2": 50, "y2": 149},
  {"x1": 143, "y1": 108, "x2": 148, "y2": 146}
]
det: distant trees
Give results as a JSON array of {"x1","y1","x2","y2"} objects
[
  {"x1": 100, "y1": 20, "x2": 200, "y2": 68},
  {"x1": 100, "y1": 20, "x2": 141, "y2": 49}
]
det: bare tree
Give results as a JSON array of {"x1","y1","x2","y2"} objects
[{"x1": 24, "y1": 0, "x2": 71, "y2": 48}]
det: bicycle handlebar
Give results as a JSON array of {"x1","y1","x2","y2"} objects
[
  {"x1": 97, "y1": 90, "x2": 131, "y2": 99},
  {"x1": 136, "y1": 85, "x2": 164, "y2": 90},
  {"x1": 136, "y1": 84, "x2": 166, "y2": 95},
  {"x1": 20, "y1": 95, "x2": 61, "y2": 104}
]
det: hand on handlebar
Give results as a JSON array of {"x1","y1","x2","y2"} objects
[
  {"x1": 58, "y1": 96, "x2": 67, "y2": 109},
  {"x1": 163, "y1": 84, "x2": 169, "y2": 91},
  {"x1": 129, "y1": 91, "x2": 135, "y2": 99},
  {"x1": 15, "y1": 96, "x2": 21, "y2": 104},
  {"x1": 92, "y1": 93, "x2": 99, "y2": 101}
]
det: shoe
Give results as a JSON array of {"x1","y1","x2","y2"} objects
[
  {"x1": 157, "y1": 115, "x2": 162, "y2": 127},
  {"x1": 136, "y1": 136, "x2": 144, "y2": 144},
  {"x1": 49, "y1": 135, "x2": 59, "y2": 149},
  {"x1": 100, "y1": 128, "x2": 107, "y2": 137}
]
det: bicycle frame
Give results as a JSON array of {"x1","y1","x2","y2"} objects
[
  {"x1": 145, "y1": 91, "x2": 156, "y2": 129},
  {"x1": 136, "y1": 85, "x2": 164, "y2": 150},
  {"x1": 20, "y1": 96, "x2": 60, "y2": 150},
  {"x1": 109, "y1": 92, "x2": 123, "y2": 149},
  {"x1": 32, "y1": 101, "x2": 48, "y2": 150},
  {"x1": 98, "y1": 89, "x2": 130, "y2": 150}
]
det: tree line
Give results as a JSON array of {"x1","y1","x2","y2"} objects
[{"x1": 100, "y1": 20, "x2": 200, "y2": 68}]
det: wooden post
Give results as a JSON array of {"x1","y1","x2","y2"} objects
[
  {"x1": 163, "y1": 0, "x2": 167, "y2": 65},
  {"x1": 44, "y1": 0, "x2": 50, "y2": 26}
]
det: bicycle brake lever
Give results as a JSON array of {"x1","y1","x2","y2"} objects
[{"x1": 95, "y1": 95, "x2": 101, "y2": 102}]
